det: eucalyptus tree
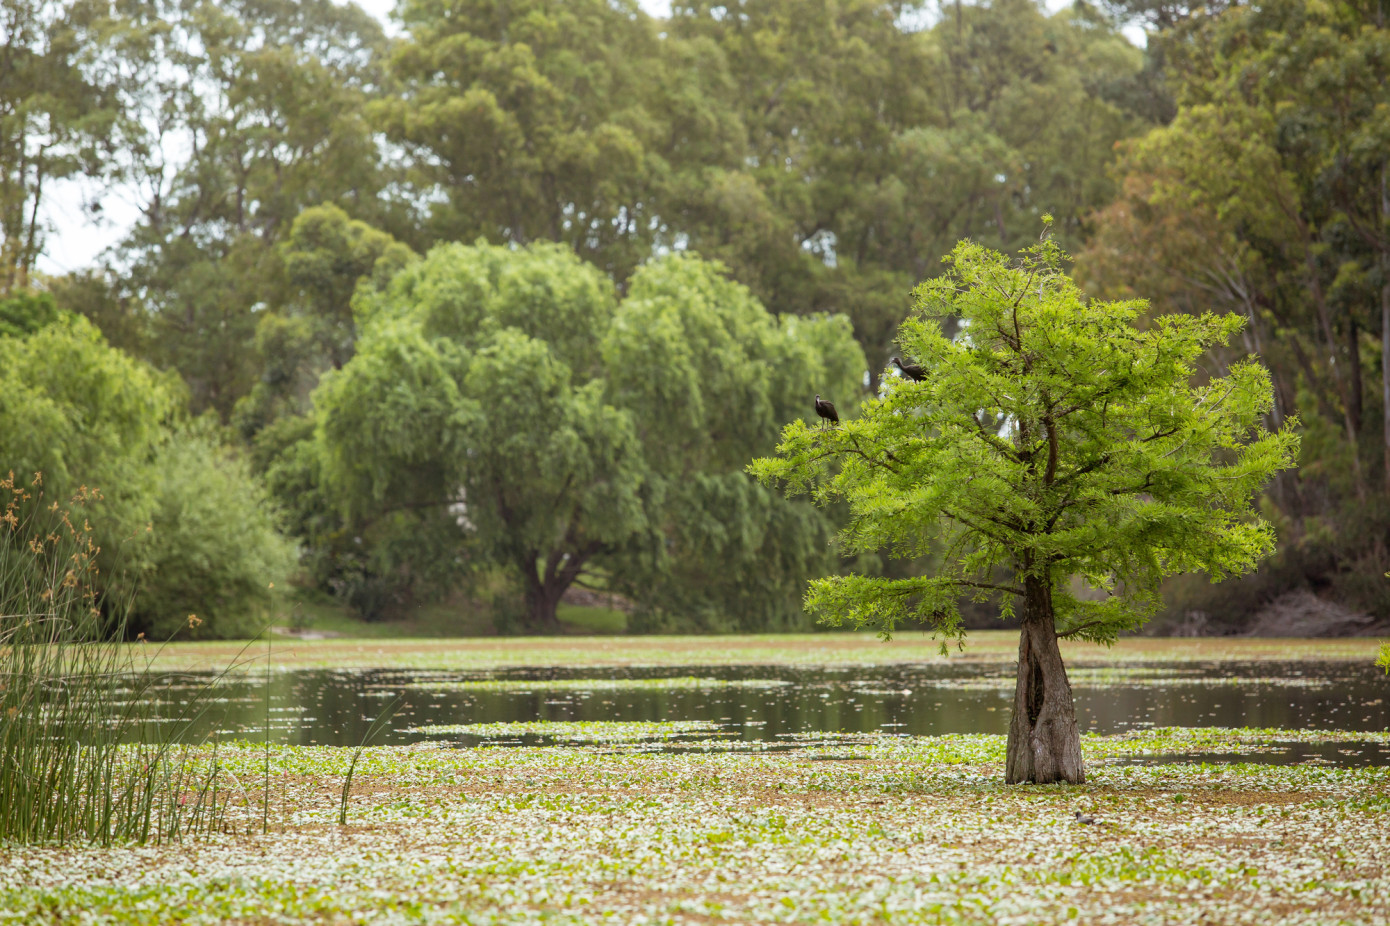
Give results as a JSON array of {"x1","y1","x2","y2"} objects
[
  {"x1": 666, "y1": 0, "x2": 1154, "y2": 385},
  {"x1": 752, "y1": 232, "x2": 1297, "y2": 783},
  {"x1": 233, "y1": 205, "x2": 416, "y2": 442},
  {"x1": 0, "y1": 0, "x2": 143, "y2": 293},
  {"x1": 377, "y1": 0, "x2": 682, "y2": 282},
  {"x1": 110, "y1": 0, "x2": 394, "y2": 418},
  {"x1": 1082, "y1": 0, "x2": 1390, "y2": 624}
]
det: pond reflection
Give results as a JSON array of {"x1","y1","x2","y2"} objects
[{"x1": 133, "y1": 659, "x2": 1390, "y2": 765}]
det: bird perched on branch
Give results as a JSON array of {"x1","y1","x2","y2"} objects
[
  {"x1": 890, "y1": 356, "x2": 926, "y2": 382},
  {"x1": 814, "y1": 394, "x2": 838, "y2": 428}
]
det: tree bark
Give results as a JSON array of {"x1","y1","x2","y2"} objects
[
  {"x1": 1381, "y1": 162, "x2": 1390, "y2": 495},
  {"x1": 522, "y1": 572, "x2": 564, "y2": 632},
  {"x1": 1348, "y1": 316, "x2": 1363, "y2": 436},
  {"x1": 1005, "y1": 576, "x2": 1085, "y2": 784}
]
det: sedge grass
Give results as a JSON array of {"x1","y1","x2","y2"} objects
[{"x1": 0, "y1": 473, "x2": 243, "y2": 845}]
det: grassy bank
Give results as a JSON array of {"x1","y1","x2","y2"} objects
[
  {"x1": 140, "y1": 631, "x2": 1382, "y2": 673},
  {"x1": 1, "y1": 730, "x2": 1386, "y2": 924}
]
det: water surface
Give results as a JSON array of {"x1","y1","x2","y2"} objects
[{"x1": 141, "y1": 659, "x2": 1390, "y2": 764}]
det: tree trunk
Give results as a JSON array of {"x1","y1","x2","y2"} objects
[
  {"x1": 1005, "y1": 576, "x2": 1085, "y2": 784},
  {"x1": 1348, "y1": 316, "x2": 1363, "y2": 436},
  {"x1": 1381, "y1": 163, "x2": 1390, "y2": 495},
  {"x1": 522, "y1": 575, "x2": 564, "y2": 632}
]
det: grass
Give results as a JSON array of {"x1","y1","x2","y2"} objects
[
  {"x1": 139, "y1": 630, "x2": 1382, "y2": 673},
  {"x1": 0, "y1": 731, "x2": 1385, "y2": 923},
  {"x1": 274, "y1": 592, "x2": 629, "y2": 638}
]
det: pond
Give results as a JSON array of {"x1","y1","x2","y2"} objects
[{"x1": 146, "y1": 659, "x2": 1390, "y2": 765}]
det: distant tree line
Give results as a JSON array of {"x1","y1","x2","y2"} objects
[{"x1": 1, "y1": 0, "x2": 1385, "y2": 635}]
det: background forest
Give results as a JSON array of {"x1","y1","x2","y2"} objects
[{"x1": 3, "y1": 0, "x2": 1387, "y2": 638}]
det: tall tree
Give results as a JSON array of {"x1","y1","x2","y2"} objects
[
  {"x1": 667, "y1": 0, "x2": 1154, "y2": 383},
  {"x1": 378, "y1": 0, "x2": 680, "y2": 281},
  {"x1": 1084, "y1": 0, "x2": 1390, "y2": 550},
  {"x1": 753, "y1": 233, "x2": 1297, "y2": 783},
  {"x1": 110, "y1": 0, "x2": 394, "y2": 418}
]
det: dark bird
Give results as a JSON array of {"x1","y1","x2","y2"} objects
[
  {"x1": 890, "y1": 356, "x2": 926, "y2": 382},
  {"x1": 814, "y1": 394, "x2": 839, "y2": 428},
  {"x1": 1074, "y1": 811, "x2": 1096, "y2": 825}
]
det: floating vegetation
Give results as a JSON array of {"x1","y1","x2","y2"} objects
[
  {"x1": 902, "y1": 669, "x2": 1337, "y2": 692},
  {"x1": 405, "y1": 676, "x2": 791, "y2": 694},
  {"x1": 1, "y1": 731, "x2": 1386, "y2": 925},
  {"x1": 408, "y1": 720, "x2": 726, "y2": 742}
]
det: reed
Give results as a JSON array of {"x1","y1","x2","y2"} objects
[{"x1": 0, "y1": 472, "x2": 231, "y2": 844}]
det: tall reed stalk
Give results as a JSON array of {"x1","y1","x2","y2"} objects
[{"x1": 0, "y1": 473, "x2": 229, "y2": 844}]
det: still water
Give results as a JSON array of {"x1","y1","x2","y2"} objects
[{"x1": 144, "y1": 660, "x2": 1390, "y2": 764}]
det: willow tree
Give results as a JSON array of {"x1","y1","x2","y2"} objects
[{"x1": 751, "y1": 230, "x2": 1298, "y2": 784}]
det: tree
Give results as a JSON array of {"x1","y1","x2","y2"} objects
[
  {"x1": 752, "y1": 231, "x2": 1297, "y2": 783},
  {"x1": 314, "y1": 242, "x2": 864, "y2": 629},
  {"x1": 1081, "y1": 0, "x2": 1390, "y2": 621},
  {"x1": 315, "y1": 242, "x2": 651, "y2": 629},
  {"x1": 110, "y1": 0, "x2": 394, "y2": 418},
  {"x1": 378, "y1": 0, "x2": 675, "y2": 281},
  {"x1": 667, "y1": 0, "x2": 1154, "y2": 384},
  {"x1": 232, "y1": 205, "x2": 416, "y2": 441}
]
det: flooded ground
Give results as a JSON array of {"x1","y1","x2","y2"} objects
[{"x1": 142, "y1": 660, "x2": 1390, "y2": 764}]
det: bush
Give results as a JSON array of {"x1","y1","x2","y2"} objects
[
  {"x1": 1, "y1": 312, "x2": 295, "y2": 638},
  {"x1": 125, "y1": 427, "x2": 295, "y2": 639}
]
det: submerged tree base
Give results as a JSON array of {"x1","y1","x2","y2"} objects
[{"x1": 1006, "y1": 609, "x2": 1085, "y2": 784}]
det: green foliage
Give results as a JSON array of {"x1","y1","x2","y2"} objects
[
  {"x1": 315, "y1": 243, "x2": 862, "y2": 629},
  {"x1": 130, "y1": 426, "x2": 293, "y2": 640},
  {"x1": 379, "y1": 0, "x2": 673, "y2": 280},
  {"x1": 752, "y1": 234, "x2": 1299, "y2": 643},
  {"x1": 604, "y1": 255, "x2": 864, "y2": 630},
  {"x1": 0, "y1": 290, "x2": 62, "y2": 337},
  {"x1": 233, "y1": 206, "x2": 417, "y2": 441},
  {"x1": 0, "y1": 0, "x2": 143, "y2": 292},
  {"x1": 1084, "y1": 0, "x2": 1390, "y2": 623},
  {"x1": 316, "y1": 242, "x2": 649, "y2": 627},
  {"x1": 662, "y1": 0, "x2": 1155, "y2": 377},
  {"x1": 0, "y1": 315, "x2": 292, "y2": 637},
  {"x1": 106, "y1": 0, "x2": 397, "y2": 418}
]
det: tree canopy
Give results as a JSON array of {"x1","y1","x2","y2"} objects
[{"x1": 12, "y1": 0, "x2": 1389, "y2": 634}]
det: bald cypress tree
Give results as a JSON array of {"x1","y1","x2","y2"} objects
[{"x1": 751, "y1": 226, "x2": 1298, "y2": 784}]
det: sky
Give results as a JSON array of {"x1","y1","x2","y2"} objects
[{"x1": 38, "y1": 0, "x2": 1129, "y2": 276}]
